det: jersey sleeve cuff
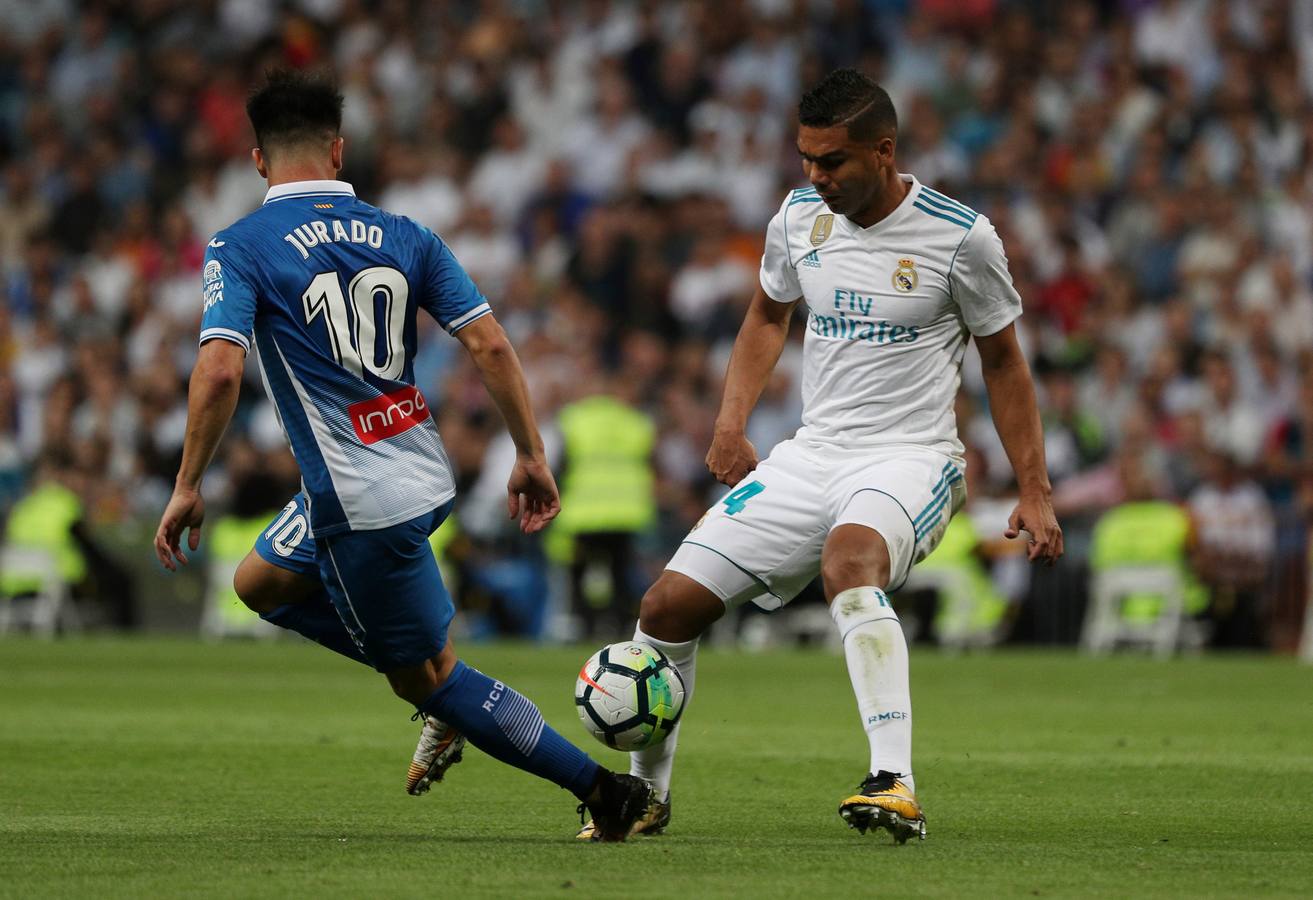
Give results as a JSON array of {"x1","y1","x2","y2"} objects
[
  {"x1": 445, "y1": 302, "x2": 492, "y2": 334},
  {"x1": 199, "y1": 327, "x2": 252, "y2": 352},
  {"x1": 966, "y1": 306, "x2": 1021, "y2": 338},
  {"x1": 759, "y1": 271, "x2": 801, "y2": 303}
]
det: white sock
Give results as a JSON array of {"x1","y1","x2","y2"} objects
[
  {"x1": 629, "y1": 625, "x2": 698, "y2": 801},
  {"x1": 830, "y1": 586, "x2": 914, "y2": 792}
]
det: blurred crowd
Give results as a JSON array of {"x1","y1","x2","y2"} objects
[{"x1": 3, "y1": 0, "x2": 1313, "y2": 651}]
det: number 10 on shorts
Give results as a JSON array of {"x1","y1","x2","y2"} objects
[{"x1": 722, "y1": 481, "x2": 765, "y2": 516}]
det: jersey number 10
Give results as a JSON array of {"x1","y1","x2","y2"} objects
[{"x1": 302, "y1": 267, "x2": 409, "y2": 380}]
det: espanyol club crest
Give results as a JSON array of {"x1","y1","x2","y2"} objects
[
  {"x1": 203, "y1": 260, "x2": 224, "y2": 311},
  {"x1": 892, "y1": 257, "x2": 918, "y2": 293}
]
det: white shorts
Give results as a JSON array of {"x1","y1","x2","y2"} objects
[{"x1": 667, "y1": 438, "x2": 965, "y2": 609}]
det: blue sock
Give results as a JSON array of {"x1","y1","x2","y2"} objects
[
  {"x1": 421, "y1": 661, "x2": 599, "y2": 798},
  {"x1": 260, "y1": 593, "x2": 371, "y2": 666}
]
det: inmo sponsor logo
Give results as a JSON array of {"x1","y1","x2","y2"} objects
[{"x1": 348, "y1": 385, "x2": 430, "y2": 445}]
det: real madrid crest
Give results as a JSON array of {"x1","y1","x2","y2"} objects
[
  {"x1": 892, "y1": 257, "x2": 918, "y2": 292},
  {"x1": 810, "y1": 214, "x2": 834, "y2": 247}
]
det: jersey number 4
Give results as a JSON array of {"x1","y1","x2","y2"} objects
[
  {"x1": 302, "y1": 268, "x2": 408, "y2": 380},
  {"x1": 722, "y1": 481, "x2": 764, "y2": 516}
]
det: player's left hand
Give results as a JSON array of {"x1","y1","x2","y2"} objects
[
  {"x1": 507, "y1": 454, "x2": 561, "y2": 534},
  {"x1": 154, "y1": 486, "x2": 206, "y2": 571},
  {"x1": 1005, "y1": 493, "x2": 1063, "y2": 565}
]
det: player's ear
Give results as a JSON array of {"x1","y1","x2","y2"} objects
[
  {"x1": 877, "y1": 135, "x2": 896, "y2": 165},
  {"x1": 331, "y1": 136, "x2": 345, "y2": 172},
  {"x1": 252, "y1": 147, "x2": 268, "y2": 179}
]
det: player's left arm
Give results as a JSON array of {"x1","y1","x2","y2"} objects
[
  {"x1": 975, "y1": 324, "x2": 1063, "y2": 563},
  {"x1": 951, "y1": 217, "x2": 1062, "y2": 564}
]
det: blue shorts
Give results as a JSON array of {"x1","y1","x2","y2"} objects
[
  {"x1": 254, "y1": 493, "x2": 318, "y2": 579},
  {"x1": 316, "y1": 500, "x2": 456, "y2": 672}
]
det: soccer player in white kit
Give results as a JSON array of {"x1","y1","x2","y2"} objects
[{"x1": 577, "y1": 69, "x2": 1064, "y2": 843}]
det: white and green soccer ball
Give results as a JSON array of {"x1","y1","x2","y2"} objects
[{"x1": 574, "y1": 641, "x2": 686, "y2": 751}]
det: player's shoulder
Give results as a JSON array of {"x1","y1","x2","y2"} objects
[
  {"x1": 208, "y1": 204, "x2": 286, "y2": 252},
  {"x1": 778, "y1": 185, "x2": 828, "y2": 220},
  {"x1": 366, "y1": 201, "x2": 442, "y2": 250},
  {"x1": 908, "y1": 182, "x2": 990, "y2": 238},
  {"x1": 774, "y1": 186, "x2": 833, "y2": 245},
  {"x1": 203, "y1": 212, "x2": 267, "y2": 267}
]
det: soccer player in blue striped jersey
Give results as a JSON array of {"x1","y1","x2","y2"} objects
[{"x1": 153, "y1": 69, "x2": 649, "y2": 840}]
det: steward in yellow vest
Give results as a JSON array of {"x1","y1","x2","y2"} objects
[
  {"x1": 553, "y1": 393, "x2": 656, "y2": 638},
  {"x1": 1090, "y1": 500, "x2": 1207, "y2": 622}
]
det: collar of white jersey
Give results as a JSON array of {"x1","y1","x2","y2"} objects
[
  {"x1": 263, "y1": 180, "x2": 356, "y2": 205},
  {"x1": 839, "y1": 173, "x2": 919, "y2": 234}
]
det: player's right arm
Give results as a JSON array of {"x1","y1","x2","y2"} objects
[
  {"x1": 154, "y1": 339, "x2": 245, "y2": 569},
  {"x1": 155, "y1": 237, "x2": 255, "y2": 570},
  {"x1": 708, "y1": 286, "x2": 798, "y2": 485},
  {"x1": 708, "y1": 194, "x2": 802, "y2": 486}
]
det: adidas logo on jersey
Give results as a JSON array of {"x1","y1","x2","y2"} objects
[{"x1": 801, "y1": 250, "x2": 822, "y2": 268}]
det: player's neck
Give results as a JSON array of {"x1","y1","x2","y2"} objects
[
  {"x1": 847, "y1": 171, "x2": 909, "y2": 229},
  {"x1": 265, "y1": 164, "x2": 342, "y2": 188}
]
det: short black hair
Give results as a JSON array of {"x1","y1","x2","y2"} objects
[
  {"x1": 246, "y1": 68, "x2": 343, "y2": 155},
  {"x1": 798, "y1": 69, "x2": 897, "y2": 143}
]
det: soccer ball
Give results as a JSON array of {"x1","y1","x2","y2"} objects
[{"x1": 574, "y1": 641, "x2": 686, "y2": 751}]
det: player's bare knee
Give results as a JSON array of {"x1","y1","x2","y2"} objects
[
  {"x1": 821, "y1": 528, "x2": 892, "y2": 600},
  {"x1": 639, "y1": 573, "x2": 722, "y2": 642},
  {"x1": 233, "y1": 554, "x2": 280, "y2": 614}
]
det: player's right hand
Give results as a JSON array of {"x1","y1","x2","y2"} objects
[
  {"x1": 706, "y1": 429, "x2": 759, "y2": 486},
  {"x1": 154, "y1": 486, "x2": 206, "y2": 571},
  {"x1": 507, "y1": 454, "x2": 561, "y2": 534}
]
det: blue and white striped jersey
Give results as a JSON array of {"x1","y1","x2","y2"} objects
[{"x1": 199, "y1": 179, "x2": 490, "y2": 536}]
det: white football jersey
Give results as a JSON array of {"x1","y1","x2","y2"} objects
[{"x1": 759, "y1": 173, "x2": 1022, "y2": 456}]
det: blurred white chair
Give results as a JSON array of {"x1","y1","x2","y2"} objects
[
  {"x1": 200, "y1": 557, "x2": 280, "y2": 641},
  {"x1": 1082, "y1": 566, "x2": 1185, "y2": 659},
  {"x1": 777, "y1": 603, "x2": 842, "y2": 651},
  {"x1": 0, "y1": 545, "x2": 81, "y2": 638}
]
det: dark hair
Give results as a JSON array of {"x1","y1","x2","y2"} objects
[
  {"x1": 798, "y1": 69, "x2": 897, "y2": 143},
  {"x1": 246, "y1": 68, "x2": 344, "y2": 155}
]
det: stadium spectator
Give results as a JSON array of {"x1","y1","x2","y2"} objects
[{"x1": 1189, "y1": 450, "x2": 1277, "y2": 648}]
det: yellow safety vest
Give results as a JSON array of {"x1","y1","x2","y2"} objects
[
  {"x1": 2, "y1": 481, "x2": 86, "y2": 594},
  {"x1": 209, "y1": 515, "x2": 272, "y2": 627},
  {"x1": 548, "y1": 396, "x2": 656, "y2": 564},
  {"x1": 919, "y1": 513, "x2": 1008, "y2": 635},
  {"x1": 1090, "y1": 501, "x2": 1207, "y2": 619},
  {"x1": 554, "y1": 396, "x2": 656, "y2": 534}
]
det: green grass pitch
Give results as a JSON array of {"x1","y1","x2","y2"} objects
[{"x1": 2, "y1": 637, "x2": 1311, "y2": 898}]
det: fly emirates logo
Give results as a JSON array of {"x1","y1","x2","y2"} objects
[{"x1": 348, "y1": 386, "x2": 430, "y2": 445}]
